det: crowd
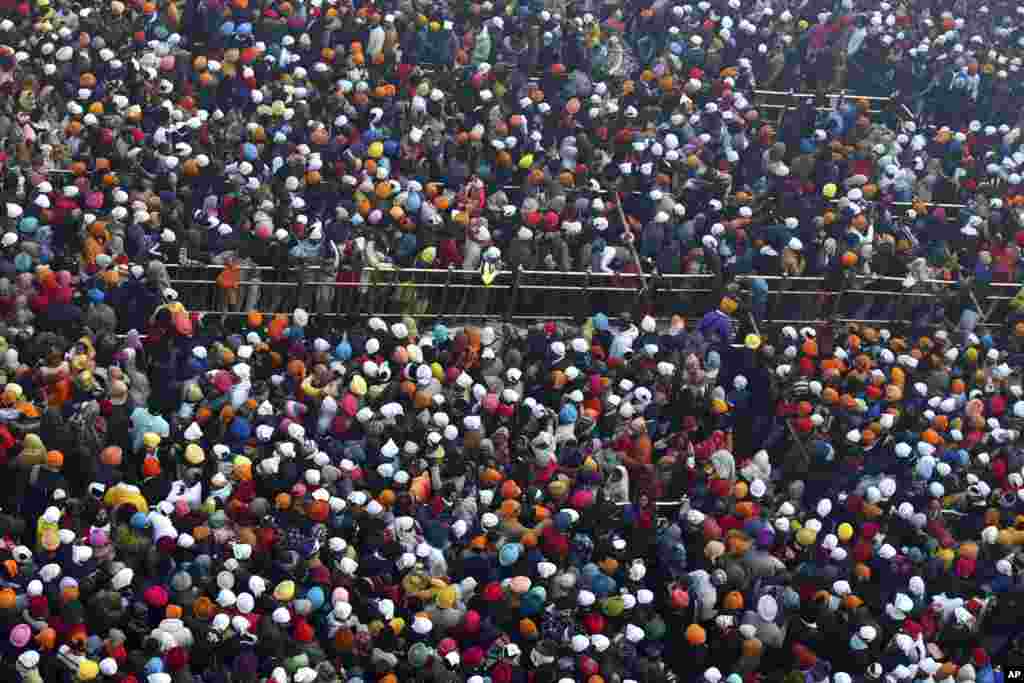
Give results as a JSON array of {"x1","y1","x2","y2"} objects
[{"x1": 1, "y1": 0, "x2": 1024, "y2": 681}]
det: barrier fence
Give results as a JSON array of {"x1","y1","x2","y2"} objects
[
  {"x1": 165, "y1": 263, "x2": 1019, "y2": 330},
  {"x1": 751, "y1": 90, "x2": 894, "y2": 123},
  {"x1": 29, "y1": 78, "x2": 985, "y2": 328}
]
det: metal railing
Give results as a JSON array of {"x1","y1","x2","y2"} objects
[
  {"x1": 614, "y1": 499, "x2": 688, "y2": 510},
  {"x1": 752, "y1": 90, "x2": 893, "y2": 123},
  {"x1": 165, "y1": 264, "x2": 1020, "y2": 330},
  {"x1": 752, "y1": 91, "x2": 893, "y2": 101}
]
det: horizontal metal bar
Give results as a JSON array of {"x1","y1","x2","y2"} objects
[
  {"x1": 174, "y1": 279, "x2": 298, "y2": 286},
  {"x1": 613, "y1": 500, "x2": 687, "y2": 508},
  {"x1": 172, "y1": 272, "x2": 1008, "y2": 292},
  {"x1": 170, "y1": 264, "x2": 477, "y2": 275},
  {"x1": 408, "y1": 283, "x2": 511, "y2": 290},
  {"x1": 518, "y1": 285, "x2": 670, "y2": 293},
  {"x1": 178, "y1": 311, "x2": 1012, "y2": 329},
  {"x1": 185, "y1": 311, "x2": 583, "y2": 321},
  {"x1": 168, "y1": 311, "x2": 1012, "y2": 333},
  {"x1": 749, "y1": 317, "x2": 1009, "y2": 329},
  {"x1": 771, "y1": 289, "x2": 944, "y2": 297},
  {"x1": 827, "y1": 198, "x2": 968, "y2": 211},
  {"x1": 752, "y1": 90, "x2": 892, "y2": 101},
  {"x1": 184, "y1": 281, "x2": 839, "y2": 296},
  {"x1": 402, "y1": 79, "x2": 890, "y2": 105},
  {"x1": 759, "y1": 103, "x2": 883, "y2": 114},
  {"x1": 169, "y1": 265, "x2": 997, "y2": 289},
  {"x1": 209, "y1": 281, "x2": 512, "y2": 290}
]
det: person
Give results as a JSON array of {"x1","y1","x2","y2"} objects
[{"x1": 4, "y1": 0, "x2": 1024, "y2": 681}]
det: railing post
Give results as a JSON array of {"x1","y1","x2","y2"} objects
[
  {"x1": 966, "y1": 278, "x2": 990, "y2": 326},
  {"x1": 351, "y1": 265, "x2": 364, "y2": 316},
  {"x1": 831, "y1": 274, "x2": 849, "y2": 321},
  {"x1": 506, "y1": 265, "x2": 523, "y2": 320},
  {"x1": 584, "y1": 268, "x2": 593, "y2": 316},
  {"x1": 981, "y1": 286, "x2": 1000, "y2": 322},
  {"x1": 208, "y1": 268, "x2": 217, "y2": 312},
  {"x1": 390, "y1": 266, "x2": 401, "y2": 315},
  {"x1": 339, "y1": 266, "x2": 351, "y2": 316},
  {"x1": 439, "y1": 266, "x2": 455, "y2": 318},
  {"x1": 645, "y1": 268, "x2": 660, "y2": 315}
]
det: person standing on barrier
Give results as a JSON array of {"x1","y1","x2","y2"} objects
[
  {"x1": 779, "y1": 236, "x2": 807, "y2": 321},
  {"x1": 315, "y1": 234, "x2": 341, "y2": 316},
  {"x1": 289, "y1": 220, "x2": 325, "y2": 313},
  {"x1": 356, "y1": 226, "x2": 395, "y2": 315},
  {"x1": 459, "y1": 219, "x2": 495, "y2": 315},
  {"x1": 506, "y1": 226, "x2": 537, "y2": 276},
  {"x1": 215, "y1": 253, "x2": 242, "y2": 313},
  {"x1": 256, "y1": 229, "x2": 291, "y2": 314},
  {"x1": 237, "y1": 226, "x2": 266, "y2": 314}
]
